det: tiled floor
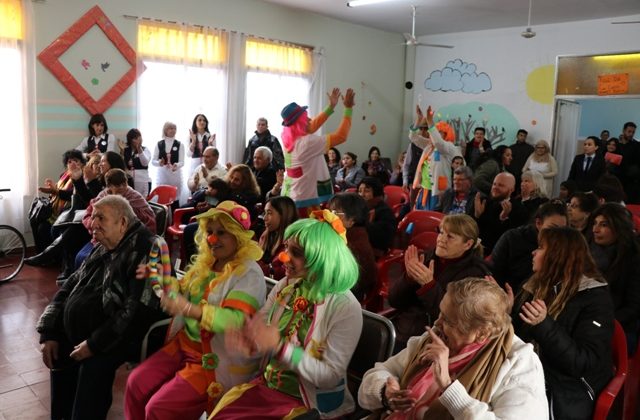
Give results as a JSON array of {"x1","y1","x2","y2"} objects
[{"x1": 0, "y1": 261, "x2": 128, "y2": 420}]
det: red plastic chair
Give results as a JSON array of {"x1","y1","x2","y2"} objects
[
  {"x1": 623, "y1": 339, "x2": 640, "y2": 420},
  {"x1": 593, "y1": 320, "x2": 628, "y2": 420},
  {"x1": 409, "y1": 231, "x2": 439, "y2": 251},
  {"x1": 384, "y1": 185, "x2": 409, "y2": 219},
  {"x1": 166, "y1": 207, "x2": 197, "y2": 270},
  {"x1": 395, "y1": 210, "x2": 444, "y2": 249},
  {"x1": 147, "y1": 185, "x2": 178, "y2": 206},
  {"x1": 364, "y1": 249, "x2": 404, "y2": 313}
]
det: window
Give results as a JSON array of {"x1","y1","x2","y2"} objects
[
  {"x1": 0, "y1": 0, "x2": 29, "y2": 230},
  {"x1": 136, "y1": 21, "x2": 228, "y2": 203},
  {"x1": 244, "y1": 38, "x2": 312, "y2": 142}
]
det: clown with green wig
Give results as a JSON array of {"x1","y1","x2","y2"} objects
[
  {"x1": 211, "y1": 209, "x2": 364, "y2": 419},
  {"x1": 125, "y1": 201, "x2": 266, "y2": 419},
  {"x1": 409, "y1": 105, "x2": 461, "y2": 211}
]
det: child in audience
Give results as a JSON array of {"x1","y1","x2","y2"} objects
[
  {"x1": 212, "y1": 211, "x2": 362, "y2": 419},
  {"x1": 258, "y1": 196, "x2": 299, "y2": 280},
  {"x1": 512, "y1": 226, "x2": 614, "y2": 419}
]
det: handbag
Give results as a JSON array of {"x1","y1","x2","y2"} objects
[
  {"x1": 29, "y1": 196, "x2": 53, "y2": 225},
  {"x1": 53, "y1": 194, "x2": 86, "y2": 227}
]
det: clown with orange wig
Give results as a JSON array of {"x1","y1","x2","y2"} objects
[
  {"x1": 409, "y1": 105, "x2": 461, "y2": 210},
  {"x1": 280, "y1": 88, "x2": 355, "y2": 217}
]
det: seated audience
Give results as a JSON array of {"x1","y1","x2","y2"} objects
[
  {"x1": 522, "y1": 139, "x2": 557, "y2": 196},
  {"x1": 593, "y1": 172, "x2": 626, "y2": 204},
  {"x1": 359, "y1": 278, "x2": 547, "y2": 419},
  {"x1": 335, "y1": 152, "x2": 365, "y2": 191},
  {"x1": 190, "y1": 177, "x2": 231, "y2": 215},
  {"x1": 325, "y1": 146, "x2": 342, "y2": 185},
  {"x1": 243, "y1": 117, "x2": 284, "y2": 170},
  {"x1": 125, "y1": 202, "x2": 266, "y2": 419},
  {"x1": 388, "y1": 151, "x2": 406, "y2": 186},
  {"x1": 187, "y1": 146, "x2": 227, "y2": 193},
  {"x1": 567, "y1": 136, "x2": 606, "y2": 193},
  {"x1": 36, "y1": 196, "x2": 164, "y2": 420},
  {"x1": 567, "y1": 192, "x2": 599, "y2": 235},
  {"x1": 361, "y1": 146, "x2": 390, "y2": 184},
  {"x1": 515, "y1": 170, "x2": 549, "y2": 221},
  {"x1": 30, "y1": 150, "x2": 83, "y2": 252},
  {"x1": 389, "y1": 214, "x2": 489, "y2": 349},
  {"x1": 472, "y1": 145, "x2": 512, "y2": 196},
  {"x1": 258, "y1": 196, "x2": 299, "y2": 280},
  {"x1": 473, "y1": 172, "x2": 528, "y2": 254},
  {"x1": 464, "y1": 127, "x2": 492, "y2": 171},
  {"x1": 226, "y1": 164, "x2": 261, "y2": 221},
  {"x1": 434, "y1": 166, "x2": 476, "y2": 215},
  {"x1": 490, "y1": 201, "x2": 568, "y2": 294},
  {"x1": 211, "y1": 214, "x2": 363, "y2": 419},
  {"x1": 588, "y1": 203, "x2": 640, "y2": 342},
  {"x1": 512, "y1": 226, "x2": 614, "y2": 420},
  {"x1": 558, "y1": 179, "x2": 578, "y2": 203},
  {"x1": 357, "y1": 176, "x2": 397, "y2": 256},
  {"x1": 329, "y1": 192, "x2": 377, "y2": 302},
  {"x1": 251, "y1": 146, "x2": 277, "y2": 203}
]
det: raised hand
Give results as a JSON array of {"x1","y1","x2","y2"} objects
[
  {"x1": 474, "y1": 192, "x2": 486, "y2": 218},
  {"x1": 327, "y1": 87, "x2": 341, "y2": 109},
  {"x1": 416, "y1": 104, "x2": 424, "y2": 119},
  {"x1": 245, "y1": 313, "x2": 280, "y2": 353},
  {"x1": 426, "y1": 106, "x2": 435, "y2": 127},
  {"x1": 499, "y1": 199, "x2": 512, "y2": 221},
  {"x1": 342, "y1": 88, "x2": 355, "y2": 108},
  {"x1": 404, "y1": 245, "x2": 434, "y2": 286},
  {"x1": 423, "y1": 327, "x2": 452, "y2": 391}
]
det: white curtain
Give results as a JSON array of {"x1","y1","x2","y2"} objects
[
  {"x1": 552, "y1": 99, "x2": 582, "y2": 196},
  {"x1": 224, "y1": 31, "x2": 246, "y2": 165},
  {"x1": 0, "y1": 0, "x2": 37, "y2": 235},
  {"x1": 309, "y1": 47, "x2": 326, "y2": 130}
]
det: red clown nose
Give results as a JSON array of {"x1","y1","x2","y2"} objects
[
  {"x1": 277, "y1": 251, "x2": 291, "y2": 263},
  {"x1": 207, "y1": 234, "x2": 218, "y2": 245}
]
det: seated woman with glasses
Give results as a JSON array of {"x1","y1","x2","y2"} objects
[
  {"x1": 389, "y1": 214, "x2": 489, "y2": 350},
  {"x1": 359, "y1": 277, "x2": 548, "y2": 419}
]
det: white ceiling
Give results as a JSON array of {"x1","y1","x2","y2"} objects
[{"x1": 262, "y1": 0, "x2": 640, "y2": 36}]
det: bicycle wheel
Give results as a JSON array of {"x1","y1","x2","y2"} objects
[{"x1": 0, "y1": 225, "x2": 26, "y2": 282}]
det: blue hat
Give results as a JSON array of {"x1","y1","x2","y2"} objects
[{"x1": 281, "y1": 102, "x2": 308, "y2": 126}]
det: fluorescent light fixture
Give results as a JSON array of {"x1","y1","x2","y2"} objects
[
  {"x1": 347, "y1": 0, "x2": 397, "y2": 7},
  {"x1": 592, "y1": 53, "x2": 640, "y2": 61}
]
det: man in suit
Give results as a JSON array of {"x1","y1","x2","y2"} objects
[{"x1": 567, "y1": 136, "x2": 605, "y2": 192}]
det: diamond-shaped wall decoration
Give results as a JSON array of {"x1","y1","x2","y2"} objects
[{"x1": 38, "y1": 5, "x2": 144, "y2": 115}]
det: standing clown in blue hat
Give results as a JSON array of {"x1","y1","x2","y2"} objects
[{"x1": 280, "y1": 87, "x2": 355, "y2": 217}]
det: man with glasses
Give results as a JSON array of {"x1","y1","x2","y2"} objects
[{"x1": 434, "y1": 166, "x2": 476, "y2": 215}]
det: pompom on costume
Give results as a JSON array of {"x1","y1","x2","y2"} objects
[
  {"x1": 280, "y1": 99, "x2": 354, "y2": 217},
  {"x1": 211, "y1": 211, "x2": 364, "y2": 419},
  {"x1": 409, "y1": 118, "x2": 461, "y2": 210},
  {"x1": 125, "y1": 201, "x2": 266, "y2": 419}
]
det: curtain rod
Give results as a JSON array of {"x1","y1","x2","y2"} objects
[{"x1": 122, "y1": 14, "x2": 315, "y2": 51}]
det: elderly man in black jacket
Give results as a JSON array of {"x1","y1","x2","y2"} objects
[
  {"x1": 36, "y1": 195, "x2": 164, "y2": 420},
  {"x1": 243, "y1": 117, "x2": 285, "y2": 170},
  {"x1": 434, "y1": 166, "x2": 476, "y2": 215}
]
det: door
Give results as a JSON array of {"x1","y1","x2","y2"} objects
[{"x1": 552, "y1": 99, "x2": 582, "y2": 196}]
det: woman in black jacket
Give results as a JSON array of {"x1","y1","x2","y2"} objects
[
  {"x1": 388, "y1": 214, "x2": 489, "y2": 350},
  {"x1": 588, "y1": 203, "x2": 640, "y2": 345},
  {"x1": 357, "y1": 176, "x2": 397, "y2": 256},
  {"x1": 512, "y1": 226, "x2": 614, "y2": 420}
]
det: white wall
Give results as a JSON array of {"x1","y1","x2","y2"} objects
[
  {"x1": 412, "y1": 14, "x2": 640, "y2": 148},
  {"x1": 33, "y1": 0, "x2": 406, "y2": 181}
]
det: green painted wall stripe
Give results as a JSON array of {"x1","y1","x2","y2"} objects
[{"x1": 36, "y1": 105, "x2": 136, "y2": 117}]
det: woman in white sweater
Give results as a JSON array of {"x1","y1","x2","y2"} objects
[
  {"x1": 522, "y1": 140, "x2": 558, "y2": 197},
  {"x1": 358, "y1": 277, "x2": 548, "y2": 420}
]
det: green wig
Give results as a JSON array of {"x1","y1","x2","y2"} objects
[{"x1": 284, "y1": 218, "x2": 358, "y2": 302}]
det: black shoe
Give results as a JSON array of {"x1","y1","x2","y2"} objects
[{"x1": 24, "y1": 253, "x2": 57, "y2": 267}]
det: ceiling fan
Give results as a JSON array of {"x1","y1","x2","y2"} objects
[
  {"x1": 521, "y1": 0, "x2": 536, "y2": 38},
  {"x1": 402, "y1": 5, "x2": 454, "y2": 49},
  {"x1": 611, "y1": 20, "x2": 640, "y2": 24}
]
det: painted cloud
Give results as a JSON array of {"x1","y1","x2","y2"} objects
[{"x1": 425, "y1": 59, "x2": 492, "y2": 94}]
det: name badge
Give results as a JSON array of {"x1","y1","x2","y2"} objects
[
  {"x1": 172, "y1": 146, "x2": 178, "y2": 151},
  {"x1": 101, "y1": 140, "x2": 107, "y2": 146}
]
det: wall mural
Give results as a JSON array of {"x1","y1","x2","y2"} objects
[
  {"x1": 435, "y1": 102, "x2": 519, "y2": 146},
  {"x1": 526, "y1": 64, "x2": 555, "y2": 105},
  {"x1": 424, "y1": 59, "x2": 492, "y2": 94}
]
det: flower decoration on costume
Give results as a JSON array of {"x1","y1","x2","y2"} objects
[
  {"x1": 207, "y1": 381, "x2": 224, "y2": 399},
  {"x1": 202, "y1": 352, "x2": 219, "y2": 370},
  {"x1": 309, "y1": 209, "x2": 347, "y2": 243},
  {"x1": 293, "y1": 296, "x2": 309, "y2": 312}
]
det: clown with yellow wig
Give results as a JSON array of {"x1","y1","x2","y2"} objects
[
  {"x1": 210, "y1": 209, "x2": 363, "y2": 419},
  {"x1": 409, "y1": 105, "x2": 461, "y2": 210},
  {"x1": 125, "y1": 201, "x2": 266, "y2": 419},
  {"x1": 280, "y1": 87, "x2": 355, "y2": 217}
]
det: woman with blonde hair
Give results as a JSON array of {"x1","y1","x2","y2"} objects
[
  {"x1": 522, "y1": 139, "x2": 558, "y2": 196},
  {"x1": 152, "y1": 121, "x2": 185, "y2": 203},
  {"x1": 125, "y1": 201, "x2": 266, "y2": 419},
  {"x1": 513, "y1": 226, "x2": 614, "y2": 419},
  {"x1": 516, "y1": 170, "x2": 549, "y2": 221},
  {"x1": 389, "y1": 214, "x2": 490, "y2": 349},
  {"x1": 359, "y1": 277, "x2": 548, "y2": 419}
]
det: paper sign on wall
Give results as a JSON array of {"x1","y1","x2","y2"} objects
[{"x1": 597, "y1": 73, "x2": 629, "y2": 96}]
